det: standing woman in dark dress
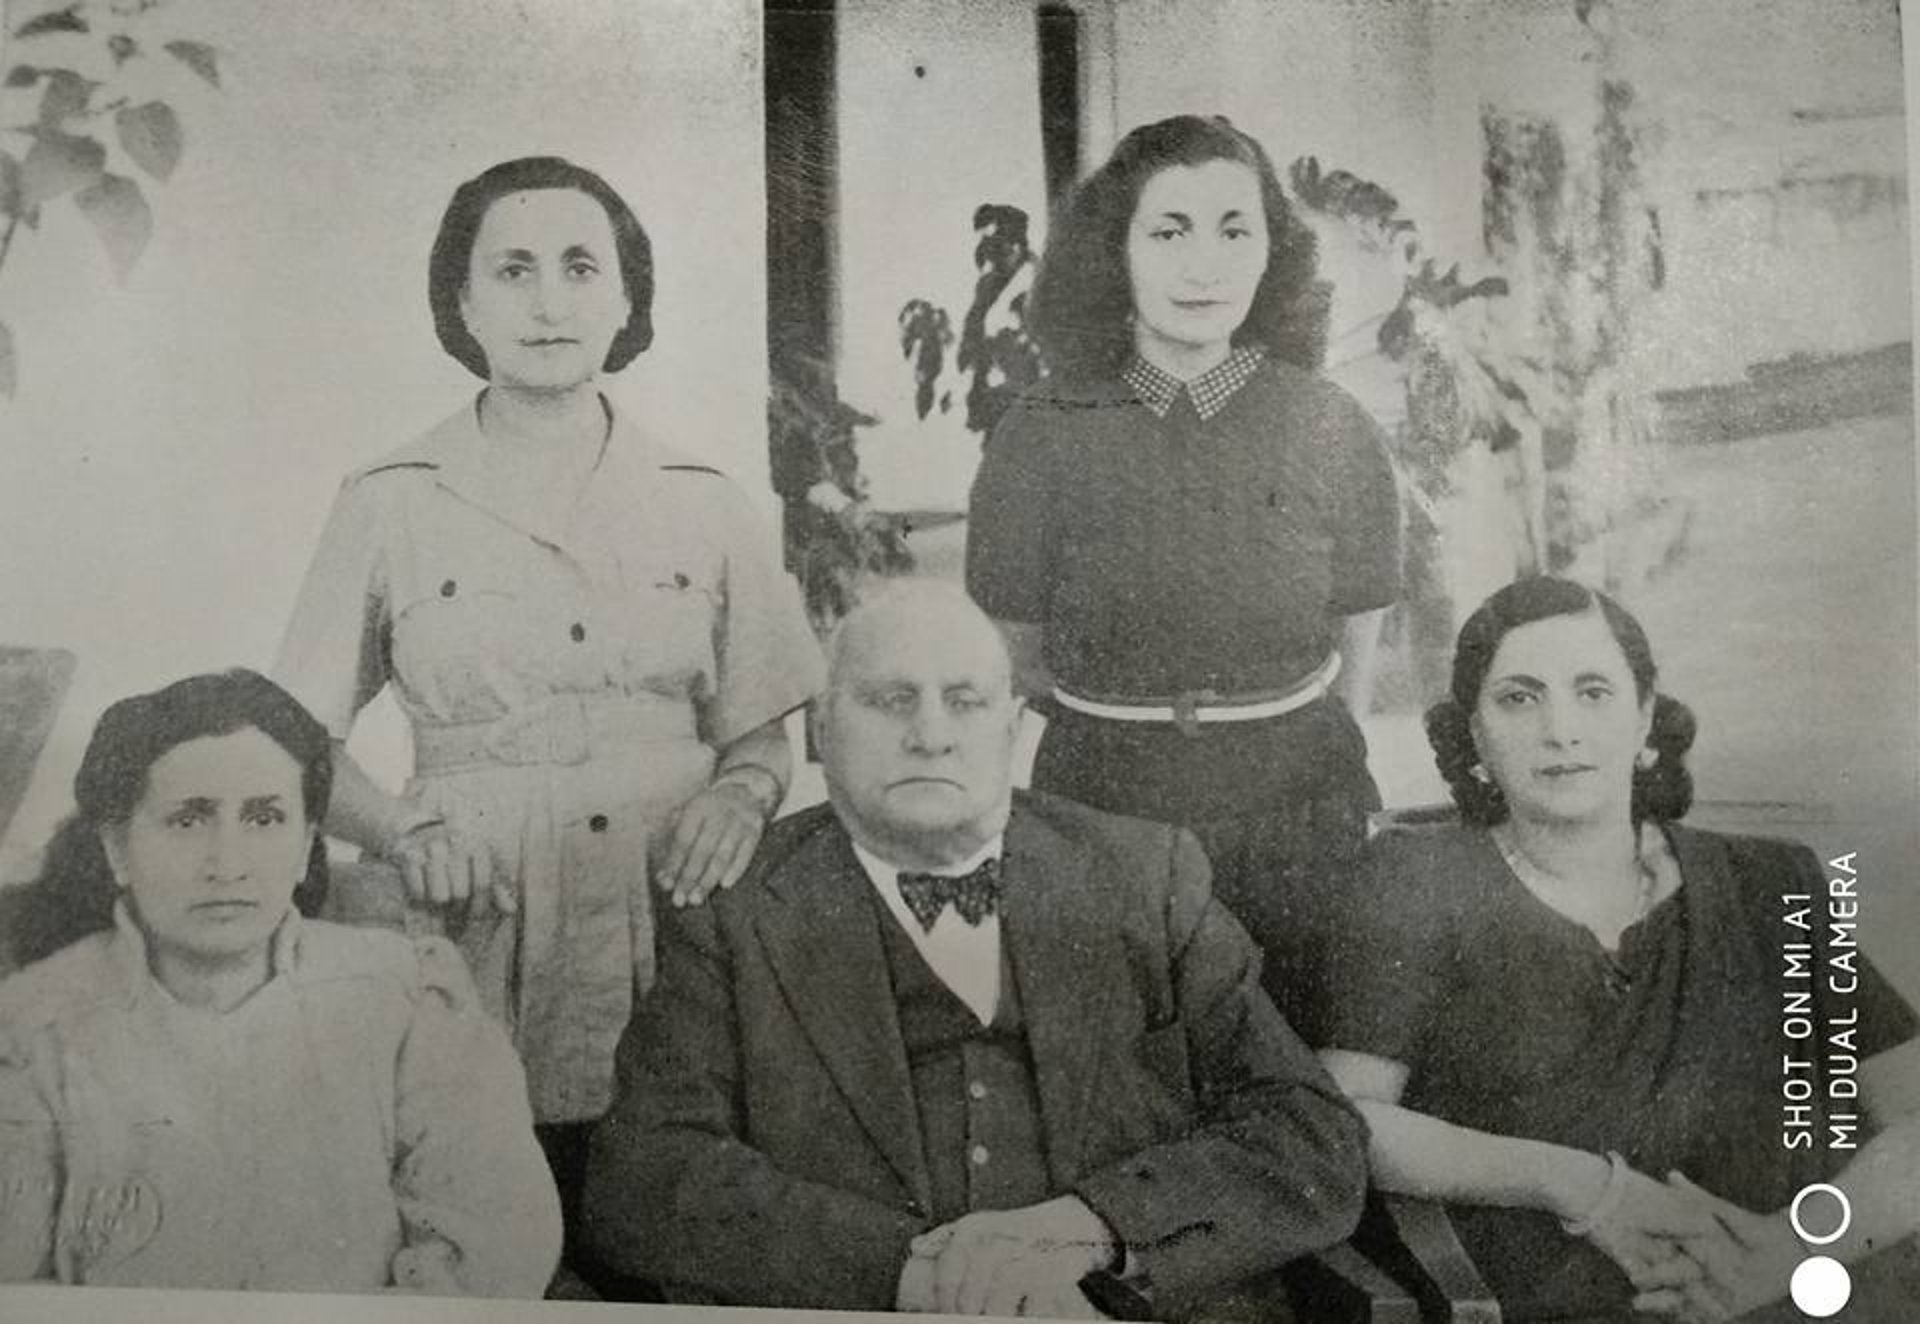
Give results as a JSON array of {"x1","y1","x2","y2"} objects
[{"x1": 965, "y1": 115, "x2": 1401, "y2": 1039}]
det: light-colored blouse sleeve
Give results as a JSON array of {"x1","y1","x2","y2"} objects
[
  {"x1": 273, "y1": 475, "x2": 393, "y2": 740},
  {"x1": 388, "y1": 938, "x2": 561, "y2": 1298},
  {"x1": 0, "y1": 1023, "x2": 57, "y2": 1281},
  {"x1": 703, "y1": 484, "x2": 825, "y2": 747}
]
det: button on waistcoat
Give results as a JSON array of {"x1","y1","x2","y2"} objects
[{"x1": 872, "y1": 900, "x2": 1050, "y2": 1224}]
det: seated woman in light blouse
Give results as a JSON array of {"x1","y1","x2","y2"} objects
[
  {"x1": 1319, "y1": 577, "x2": 1920, "y2": 1322},
  {"x1": 0, "y1": 670, "x2": 559, "y2": 1295}
]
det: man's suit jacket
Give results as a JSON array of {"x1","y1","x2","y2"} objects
[{"x1": 584, "y1": 790, "x2": 1366, "y2": 1315}]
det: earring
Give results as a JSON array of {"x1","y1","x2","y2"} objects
[
  {"x1": 1469, "y1": 763, "x2": 1492, "y2": 784},
  {"x1": 1635, "y1": 747, "x2": 1657, "y2": 770}
]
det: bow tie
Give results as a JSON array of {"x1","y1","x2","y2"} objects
[{"x1": 896, "y1": 858, "x2": 1002, "y2": 932}]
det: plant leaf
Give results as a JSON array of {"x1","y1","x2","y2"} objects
[
  {"x1": 20, "y1": 128, "x2": 105, "y2": 204},
  {"x1": 14, "y1": 6, "x2": 87, "y2": 38},
  {"x1": 0, "y1": 320, "x2": 15, "y2": 399},
  {"x1": 115, "y1": 101, "x2": 181, "y2": 181},
  {"x1": 108, "y1": 34, "x2": 138, "y2": 66},
  {"x1": 75, "y1": 171, "x2": 151, "y2": 283},
  {"x1": 5, "y1": 65, "x2": 40, "y2": 88},
  {"x1": 0, "y1": 151, "x2": 20, "y2": 215},
  {"x1": 163, "y1": 40, "x2": 220, "y2": 88},
  {"x1": 36, "y1": 68, "x2": 94, "y2": 126}
]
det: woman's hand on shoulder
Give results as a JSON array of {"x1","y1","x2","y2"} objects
[
  {"x1": 658, "y1": 772, "x2": 776, "y2": 909},
  {"x1": 382, "y1": 814, "x2": 514, "y2": 918}
]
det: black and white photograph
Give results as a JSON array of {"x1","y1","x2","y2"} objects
[{"x1": 1, "y1": 1, "x2": 1917, "y2": 1321}]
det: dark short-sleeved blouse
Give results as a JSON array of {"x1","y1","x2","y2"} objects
[
  {"x1": 1322, "y1": 824, "x2": 1920, "y2": 1320},
  {"x1": 965, "y1": 354, "x2": 1400, "y2": 697}
]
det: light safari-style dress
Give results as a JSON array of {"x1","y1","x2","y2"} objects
[{"x1": 275, "y1": 397, "x2": 823, "y2": 1121}]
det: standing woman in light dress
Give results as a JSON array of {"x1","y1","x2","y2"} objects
[
  {"x1": 273, "y1": 156, "x2": 824, "y2": 1290},
  {"x1": 966, "y1": 115, "x2": 1401, "y2": 1043}
]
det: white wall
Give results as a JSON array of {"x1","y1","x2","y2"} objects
[
  {"x1": 834, "y1": 0, "x2": 1048, "y2": 512},
  {"x1": 1641, "y1": 0, "x2": 1908, "y2": 386},
  {"x1": 1429, "y1": 0, "x2": 1909, "y2": 390},
  {"x1": 0, "y1": 0, "x2": 767, "y2": 876}
]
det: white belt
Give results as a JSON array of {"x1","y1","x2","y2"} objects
[{"x1": 1052, "y1": 652, "x2": 1342, "y2": 730}]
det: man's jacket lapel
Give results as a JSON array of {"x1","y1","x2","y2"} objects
[
  {"x1": 752, "y1": 822, "x2": 934, "y2": 1215},
  {"x1": 1001, "y1": 803, "x2": 1127, "y2": 1190}
]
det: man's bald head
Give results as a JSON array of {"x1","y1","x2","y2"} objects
[
  {"x1": 814, "y1": 579, "x2": 1022, "y2": 870},
  {"x1": 824, "y1": 579, "x2": 1013, "y2": 696}
]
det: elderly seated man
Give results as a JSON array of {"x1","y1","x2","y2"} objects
[{"x1": 584, "y1": 579, "x2": 1365, "y2": 1318}]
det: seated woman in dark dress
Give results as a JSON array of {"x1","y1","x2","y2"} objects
[{"x1": 1319, "y1": 577, "x2": 1920, "y2": 1322}]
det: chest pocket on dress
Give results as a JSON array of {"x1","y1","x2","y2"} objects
[
  {"x1": 610, "y1": 559, "x2": 721, "y2": 704},
  {"x1": 390, "y1": 578, "x2": 540, "y2": 721}
]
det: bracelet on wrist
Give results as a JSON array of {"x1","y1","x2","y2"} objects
[
  {"x1": 1560, "y1": 1150, "x2": 1629, "y2": 1236},
  {"x1": 713, "y1": 764, "x2": 783, "y2": 817}
]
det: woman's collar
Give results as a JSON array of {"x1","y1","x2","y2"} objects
[{"x1": 106, "y1": 898, "x2": 303, "y2": 1009}]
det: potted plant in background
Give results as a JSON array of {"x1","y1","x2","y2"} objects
[
  {"x1": 898, "y1": 202, "x2": 1043, "y2": 445},
  {"x1": 0, "y1": 1, "x2": 220, "y2": 883},
  {"x1": 1290, "y1": 139, "x2": 1688, "y2": 700},
  {"x1": 768, "y1": 352, "x2": 914, "y2": 635},
  {"x1": 1, "y1": 0, "x2": 221, "y2": 397}
]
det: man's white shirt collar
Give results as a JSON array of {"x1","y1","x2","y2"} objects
[{"x1": 850, "y1": 834, "x2": 1005, "y2": 1026}]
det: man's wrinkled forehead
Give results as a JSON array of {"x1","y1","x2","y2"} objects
[{"x1": 827, "y1": 590, "x2": 1012, "y2": 694}]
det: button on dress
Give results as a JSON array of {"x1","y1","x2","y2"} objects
[{"x1": 275, "y1": 398, "x2": 824, "y2": 1121}]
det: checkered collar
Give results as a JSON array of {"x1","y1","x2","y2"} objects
[{"x1": 1123, "y1": 344, "x2": 1266, "y2": 421}]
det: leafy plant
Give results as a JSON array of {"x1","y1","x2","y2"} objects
[
  {"x1": 0, "y1": 0, "x2": 220, "y2": 398},
  {"x1": 768, "y1": 354, "x2": 913, "y2": 632},
  {"x1": 898, "y1": 202, "x2": 1042, "y2": 442},
  {"x1": 1291, "y1": 154, "x2": 1554, "y2": 575}
]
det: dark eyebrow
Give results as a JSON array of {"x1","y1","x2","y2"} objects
[
  {"x1": 1145, "y1": 211, "x2": 1193, "y2": 226},
  {"x1": 167, "y1": 796, "x2": 218, "y2": 813},
  {"x1": 241, "y1": 794, "x2": 287, "y2": 811},
  {"x1": 485, "y1": 246, "x2": 537, "y2": 264},
  {"x1": 561, "y1": 244, "x2": 603, "y2": 262},
  {"x1": 1487, "y1": 674, "x2": 1545, "y2": 691},
  {"x1": 1573, "y1": 670, "x2": 1620, "y2": 686}
]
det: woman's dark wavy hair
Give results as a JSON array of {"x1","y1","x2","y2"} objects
[
  {"x1": 1424, "y1": 576, "x2": 1695, "y2": 827},
  {"x1": 428, "y1": 155, "x2": 654, "y2": 380},
  {"x1": 9, "y1": 670, "x2": 333, "y2": 968},
  {"x1": 1028, "y1": 114, "x2": 1329, "y2": 384}
]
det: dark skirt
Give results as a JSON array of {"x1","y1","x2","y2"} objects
[{"x1": 1031, "y1": 694, "x2": 1377, "y2": 1045}]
